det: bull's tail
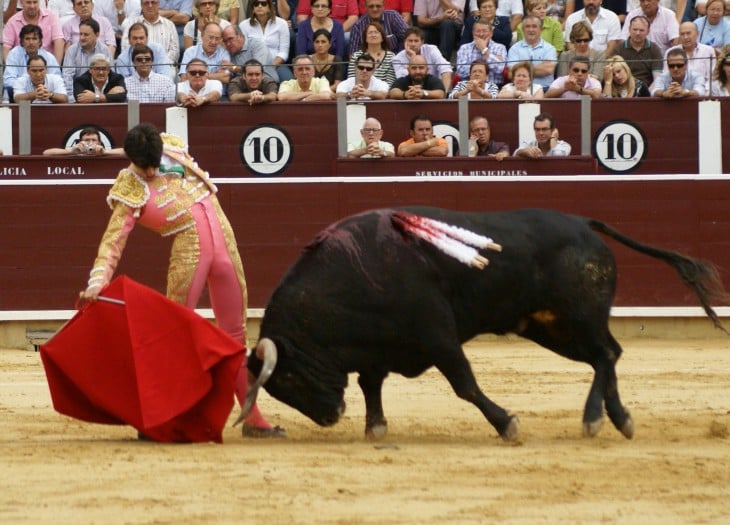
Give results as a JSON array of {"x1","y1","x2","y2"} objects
[{"x1": 588, "y1": 218, "x2": 730, "y2": 333}]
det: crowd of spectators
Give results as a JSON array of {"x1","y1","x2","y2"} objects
[{"x1": 3, "y1": 0, "x2": 730, "y2": 105}]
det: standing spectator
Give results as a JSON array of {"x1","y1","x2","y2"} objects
[
  {"x1": 177, "y1": 57, "x2": 223, "y2": 104},
  {"x1": 310, "y1": 28, "x2": 345, "y2": 91},
  {"x1": 388, "y1": 54, "x2": 446, "y2": 99},
  {"x1": 116, "y1": 22, "x2": 175, "y2": 79},
  {"x1": 348, "y1": 0, "x2": 408, "y2": 54},
  {"x1": 498, "y1": 60, "x2": 545, "y2": 98},
  {"x1": 228, "y1": 58, "x2": 279, "y2": 103},
  {"x1": 120, "y1": 0, "x2": 180, "y2": 65},
  {"x1": 693, "y1": 0, "x2": 730, "y2": 49},
  {"x1": 450, "y1": 58, "x2": 500, "y2": 98},
  {"x1": 514, "y1": 112, "x2": 571, "y2": 158},
  {"x1": 545, "y1": 55, "x2": 602, "y2": 97},
  {"x1": 278, "y1": 54, "x2": 334, "y2": 100},
  {"x1": 222, "y1": 24, "x2": 278, "y2": 81},
  {"x1": 557, "y1": 21, "x2": 605, "y2": 82},
  {"x1": 62, "y1": 18, "x2": 112, "y2": 99},
  {"x1": 563, "y1": 0, "x2": 621, "y2": 56},
  {"x1": 651, "y1": 47, "x2": 706, "y2": 97},
  {"x1": 613, "y1": 15, "x2": 663, "y2": 86},
  {"x1": 336, "y1": 52, "x2": 389, "y2": 98},
  {"x1": 664, "y1": 21, "x2": 715, "y2": 93},
  {"x1": 4, "y1": 24, "x2": 62, "y2": 102},
  {"x1": 460, "y1": 0, "x2": 512, "y2": 50},
  {"x1": 179, "y1": 21, "x2": 230, "y2": 83},
  {"x1": 3, "y1": 0, "x2": 65, "y2": 65},
  {"x1": 469, "y1": 115, "x2": 509, "y2": 159},
  {"x1": 124, "y1": 44, "x2": 177, "y2": 102},
  {"x1": 455, "y1": 18, "x2": 506, "y2": 84},
  {"x1": 506, "y1": 14, "x2": 558, "y2": 91},
  {"x1": 13, "y1": 55, "x2": 68, "y2": 102},
  {"x1": 240, "y1": 0, "x2": 292, "y2": 81},
  {"x1": 710, "y1": 48, "x2": 730, "y2": 95},
  {"x1": 183, "y1": 0, "x2": 230, "y2": 50},
  {"x1": 413, "y1": 0, "x2": 465, "y2": 61},
  {"x1": 295, "y1": 0, "x2": 345, "y2": 57},
  {"x1": 297, "y1": 0, "x2": 358, "y2": 36},
  {"x1": 347, "y1": 117, "x2": 395, "y2": 158},
  {"x1": 602, "y1": 55, "x2": 651, "y2": 96},
  {"x1": 393, "y1": 27, "x2": 453, "y2": 90},
  {"x1": 622, "y1": 0, "x2": 679, "y2": 55},
  {"x1": 516, "y1": 0, "x2": 564, "y2": 53},
  {"x1": 62, "y1": 0, "x2": 116, "y2": 56},
  {"x1": 397, "y1": 114, "x2": 449, "y2": 157},
  {"x1": 348, "y1": 21, "x2": 395, "y2": 85},
  {"x1": 73, "y1": 52, "x2": 127, "y2": 102}
]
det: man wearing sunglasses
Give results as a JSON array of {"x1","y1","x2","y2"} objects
[
  {"x1": 336, "y1": 53, "x2": 389, "y2": 99},
  {"x1": 563, "y1": 0, "x2": 621, "y2": 56},
  {"x1": 662, "y1": 22, "x2": 714, "y2": 94},
  {"x1": 125, "y1": 44, "x2": 177, "y2": 102},
  {"x1": 177, "y1": 57, "x2": 222, "y2": 105},
  {"x1": 651, "y1": 47, "x2": 705, "y2": 98},
  {"x1": 545, "y1": 55, "x2": 601, "y2": 98},
  {"x1": 115, "y1": 23, "x2": 175, "y2": 80}
]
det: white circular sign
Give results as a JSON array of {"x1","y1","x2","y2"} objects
[
  {"x1": 433, "y1": 121, "x2": 460, "y2": 157},
  {"x1": 240, "y1": 125, "x2": 293, "y2": 176},
  {"x1": 593, "y1": 120, "x2": 647, "y2": 173}
]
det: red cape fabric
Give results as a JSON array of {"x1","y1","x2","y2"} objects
[{"x1": 40, "y1": 276, "x2": 245, "y2": 443}]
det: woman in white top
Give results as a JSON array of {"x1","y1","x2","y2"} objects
[
  {"x1": 498, "y1": 61, "x2": 544, "y2": 99},
  {"x1": 183, "y1": 0, "x2": 231, "y2": 50},
  {"x1": 710, "y1": 49, "x2": 730, "y2": 95},
  {"x1": 240, "y1": 0, "x2": 293, "y2": 81}
]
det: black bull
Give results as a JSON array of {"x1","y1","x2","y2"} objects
[{"x1": 244, "y1": 207, "x2": 728, "y2": 441}]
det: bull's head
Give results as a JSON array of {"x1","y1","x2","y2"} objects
[{"x1": 240, "y1": 337, "x2": 348, "y2": 427}]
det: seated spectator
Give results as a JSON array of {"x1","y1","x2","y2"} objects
[
  {"x1": 389, "y1": 54, "x2": 446, "y2": 99},
  {"x1": 124, "y1": 45, "x2": 177, "y2": 102},
  {"x1": 348, "y1": 0, "x2": 408, "y2": 55},
  {"x1": 62, "y1": 0, "x2": 115, "y2": 56},
  {"x1": 62, "y1": 18, "x2": 111, "y2": 100},
  {"x1": 544, "y1": 0, "x2": 575, "y2": 25},
  {"x1": 336, "y1": 52, "x2": 389, "y2": 99},
  {"x1": 710, "y1": 48, "x2": 730, "y2": 95},
  {"x1": 228, "y1": 58, "x2": 278, "y2": 103},
  {"x1": 240, "y1": 0, "x2": 292, "y2": 82},
  {"x1": 469, "y1": 115, "x2": 509, "y2": 160},
  {"x1": 506, "y1": 14, "x2": 558, "y2": 91},
  {"x1": 297, "y1": 0, "x2": 359, "y2": 35},
  {"x1": 278, "y1": 54, "x2": 334, "y2": 100},
  {"x1": 3, "y1": 0, "x2": 65, "y2": 66},
  {"x1": 221, "y1": 24, "x2": 277, "y2": 82},
  {"x1": 177, "y1": 57, "x2": 222, "y2": 105},
  {"x1": 295, "y1": 0, "x2": 345, "y2": 58},
  {"x1": 348, "y1": 21, "x2": 396, "y2": 86},
  {"x1": 613, "y1": 15, "x2": 663, "y2": 87},
  {"x1": 651, "y1": 47, "x2": 706, "y2": 97},
  {"x1": 516, "y1": 0, "x2": 564, "y2": 53},
  {"x1": 602, "y1": 55, "x2": 651, "y2": 96},
  {"x1": 13, "y1": 55, "x2": 68, "y2": 103},
  {"x1": 179, "y1": 22, "x2": 230, "y2": 84},
  {"x1": 73, "y1": 53, "x2": 127, "y2": 102},
  {"x1": 455, "y1": 17, "x2": 506, "y2": 85},
  {"x1": 413, "y1": 0, "x2": 464, "y2": 61},
  {"x1": 310, "y1": 28, "x2": 345, "y2": 92},
  {"x1": 42, "y1": 125, "x2": 125, "y2": 156},
  {"x1": 563, "y1": 0, "x2": 621, "y2": 57},
  {"x1": 557, "y1": 21, "x2": 605, "y2": 82},
  {"x1": 347, "y1": 117, "x2": 395, "y2": 158},
  {"x1": 397, "y1": 114, "x2": 449, "y2": 157},
  {"x1": 622, "y1": 0, "x2": 679, "y2": 55},
  {"x1": 545, "y1": 55, "x2": 602, "y2": 98},
  {"x1": 183, "y1": 0, "x2": 230, "y2": 50},
  {"x1": 514, "y1": 112, "x2": 571, "y2": 157},
  {"x1": 498, "y1": 61, "x2": 545, "y2": 98},
  {"x1": 459, "y1": 0, "x2": 511, "y2": 50},
  {"x1": 393, "y1": 27, "x2": 453, "y2": 91},
  {"x1": 664, "y1": 22, "x2": 715, "y2": 94},
  {"x1": 120, "y1": 0, "x2": 180, "y2": 66},
  {"x1": 116, "y1": 23, "x2": 175, "y2": 80},
  {"x1": 4, "y1": 24, "x2": 61, "y2": 103},
  {"x1": 694, "y1": 0, "x2": 730, "y2": 49},
  {"x1": 355, "y1": 0, "x2": 411, "y2": 25},
  {"x1": 449, "y1": 58, "x2": 499, "y2": 98}
]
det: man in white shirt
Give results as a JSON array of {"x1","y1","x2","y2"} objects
[
  {"x1": 514, "y1": 112, "x2": 572, "y2": 157},
  {"x1": 564, "y1": 0, "x2": 621, "y2": 56},
  {"x1": 13, "y1": 54, "x2": 68, "y2": 103},
  {"x1": 176, "y1": 57, "x2": 222, "y2": 105},
  {"x1": 336, "y1": 53, "x2": 389, "y2": 99}
]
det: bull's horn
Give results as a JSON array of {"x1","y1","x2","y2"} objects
[{"x1": 232, "y1": 338, "x2": 278, "y2": 427}]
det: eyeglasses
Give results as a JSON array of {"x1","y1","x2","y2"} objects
[
  {"x1": 362, "y1": 128, "x2": 381, "y2": 133},
  {"x1": 312, "y1": 3, "x2": 329, "y2": 7},
  {"x1": 252, "y1": 1, "x2": 267, "y2": 6},
  {"x1": 134, "y1": 56, "x2": 152, "y2": 62},
  {"x1": 357, "y1": 65, "x2": 374, "y2": 71},
  {"x1": 571, "y1": 67, "x2": 589, "y2": 73},
  {"x1": 667, "y1": 62, "x2": 686, "y2": 69},
  {"x1": 573, "y1": 37, "x2": 591, "y2": 43},
  {"x1": 188, "y1": 70, "x2": 208, "y2": 76}
]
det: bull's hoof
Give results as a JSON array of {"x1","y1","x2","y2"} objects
[
  {"x1": 242, "y1": 424, "x2": 287, "y2": 439},
  {"x1": 499, "y1": 416, "x2": 520, "y2": 442},
  {"x1": 620, "y1": 413, "x2": 634, "y2": 440},
  {"x1": 365, "y1": 423, "x2": 387, "y2": 440},
  {"x1": 582, "y1": 416, "x2": 604, "y2": 437}
]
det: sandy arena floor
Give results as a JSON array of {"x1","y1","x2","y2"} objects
[{"x1": 1, "y1": 337, "x2": 729, "y2": 525}]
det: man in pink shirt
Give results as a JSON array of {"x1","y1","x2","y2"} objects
[{"x1": 3, "y1": 0, "x2": 65, "y2": 65}]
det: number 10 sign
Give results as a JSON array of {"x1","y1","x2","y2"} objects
[
  {"x1": 593, "y1": 120, "x2": 647, "y2": 173},
  {"x1": 240, "y1": 125, "x2": 293, "y2": 176}
]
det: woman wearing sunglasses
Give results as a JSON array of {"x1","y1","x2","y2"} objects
[
  {"x1": 295, "y1": 0, "x2": 345, "y2": 57},
  {"x1": 556, "y1": 21, "x2": 604, "y2": 81},
  {"x1": 240, "y1": 0, "x2": 293, "y2": 80}
]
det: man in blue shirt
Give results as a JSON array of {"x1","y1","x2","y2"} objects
[
  {"x1": 116, "y1": 22, "x2": 175, "y2": 80},
  {"x1": 651, "y1": 47, "x2": 706, "y2": 98},
  {"x1": 4, "y1": 24, "x2": 61, "y2": 102},
  {"x1": 506, "y1": 14, "x2": 557, "y2": 90}
]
